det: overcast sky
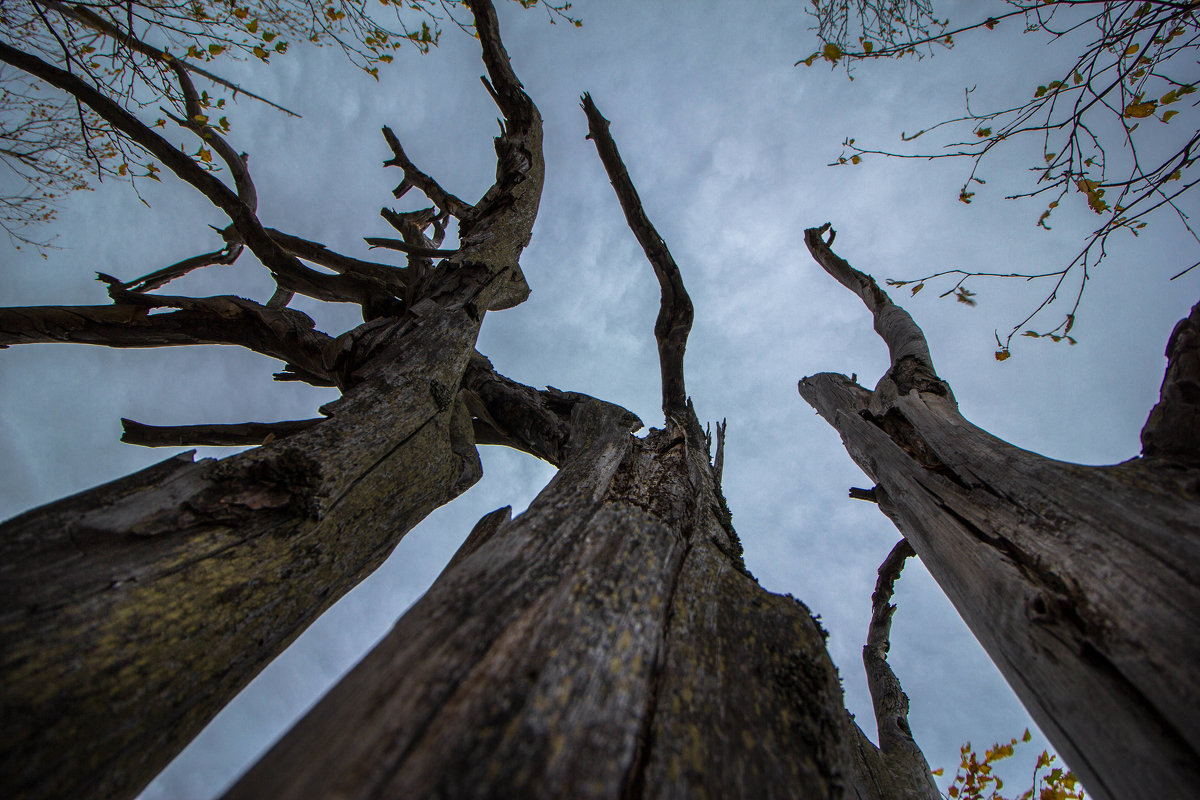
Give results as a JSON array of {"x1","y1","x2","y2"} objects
[{"x1": 2, "y1": 1, "x2": 1196, "y2": 797}]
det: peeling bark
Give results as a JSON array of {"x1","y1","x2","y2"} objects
[{"x1": 799, "y1": 228, "x2": 1200, "y2": 800}]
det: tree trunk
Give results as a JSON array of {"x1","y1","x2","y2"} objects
[
  {"x1": 798, "y1": 225, "x2": 1200, "y2": 800},
  {"x1": 0, "y1": 271, "x2": 493, "y2": 800},
  {"x1": 221, "y1": 400, "x2": 865, "y2": 800}
]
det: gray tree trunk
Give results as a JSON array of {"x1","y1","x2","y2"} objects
[
  {"x1": 221, "y1": 402, "x2": 864, "y2": 800},
  {"x1": 798, "y1": 225, "x2": 1200, "y2": 800}
]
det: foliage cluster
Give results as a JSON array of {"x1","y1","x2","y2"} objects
[
  {"x1": 803, "y1": 1, "x2": 1199, "y2": 354},
  {"x1": 935, "y1": 730, "x2": 1086, "y2": 800}
]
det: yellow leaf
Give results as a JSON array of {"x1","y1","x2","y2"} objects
[
  {"x1": 192, "y1": 113, "x2": 208, "y2": 123},
  {"x1": 822, "y1": 42, "x2": 843, "y2": 63},
  {"x1": 234, "y1": 7, "x2": 248, "y2": 18},
  {"x1": 1022, "y1": 728, "x2": 1032, "y2": 742},
  {"x1": 198, "y1": 147, "x2": 212, "y2": 163},
  {"x1": 1163, "y1": 109, "x2": 1179, "y2": 123},
  {"x1": 253, "y1": 45, "x2": 267, "y2": 59},
  {"x1": 850, "y1": 155, "x2": 861, "y2": 164},
  {"x1": 247, "y1": 18, "x2": 259, "y2": 33},
  {"x1": 1123, "y1": 100, "x2": 1157, "y2": 118},
  {"x1": 208, "y1": 44, "x2": 225, "y2": 55},
  {"x1": 117, "y1": 163, "x2": 128, "y2": 176},
  {"x1": 863, "y1": 40, "x2": 874, "y2": 54},
  {"x1": 1124, "y1": 43, "x2": 1140, "y2": 56},
  {"x1": 932, "y1": 768, "x2": 944, "y2": 776}
]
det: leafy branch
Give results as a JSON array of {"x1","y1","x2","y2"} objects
[{"x1": 804, "y1": 1, "x2": 1200, "y2": 355}]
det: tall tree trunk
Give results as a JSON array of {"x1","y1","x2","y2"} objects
[
  {"x1": 797, "y1": 225, "x2": 1200, "y2": 800},
  {"x1": 221, "y1": 402, "x2": 862, "y2": 800},
  {"x1": 0, "y1": 1, "x2": 544, "y2": 795}
]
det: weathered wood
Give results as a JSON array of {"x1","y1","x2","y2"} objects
[
  {"x1": 0, "y1": 298, "x2": 342, "y2": 386},
  {"x1": 799, "y1": 231, "x2": 1200, "y2": 800},
  {"x1": 222, "y1": 406, "x2": 856, "y2": 800},
  {"x1": 0, "y1": 3, "x2": 545, "y2": 795},
  {"x1": 0, "y1": 299, "x2": 483, "y2": 800},
  {"x1": 120, "y1": 417, "x2": 325, "y2": 447},
  {"x1": 1141, "y1": 299, "x2": 1200, "y2": 463},
  {"x1": 849, "y1": 540, "x2": 939, "y2": 800},
  {"x1": 582, "y1": 93, "x2": 694, "y2": 421}
]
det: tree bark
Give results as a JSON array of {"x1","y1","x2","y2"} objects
[
  {"x1": 798, "y1": 225, "x2": 1200, "y2": 800},
  {"x1": 221, "y1": 402, "x2": 859, "y2": 800},
  {"x1": 0, "y1": 292, "x2": 485, "y2": 800},
  {"x1": 0, "y1": 1, "x2": 544, "y2": 795}
]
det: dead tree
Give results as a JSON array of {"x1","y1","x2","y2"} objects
[
  {"x1": 0, "y1": 0, "x2": 541, "y2": 796},
  {"x1": 212, "y1": 93, "x2": 937, "y2": 800},
  {"x1": 0, "y1": 2, "x2": 940, "y2": 799},
  {"x1": 799, "y1": 223, "x2": 1200, "y2": 800}
]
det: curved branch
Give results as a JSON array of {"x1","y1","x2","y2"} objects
[
  {"x1": 582, "y1": 93, "x2": 694, "y2": 420},
  {"x1": 0, "y1": 41, "x2": 390, "y2": 312}
]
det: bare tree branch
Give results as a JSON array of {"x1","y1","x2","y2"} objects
[
  {"x1": 37, "y1": 0, "x2": 301, "y2": 118},
  {"x1": 121, "y1": 417, "x2": 325, "y2": 447},
  {"x1": 850, "y1": 537, "x2": 940, "y2": 800},
  {"x1": 581, "y1": 92, "x2": 694, "y2": 420},
  {"x1": 113, "y1": 242, "x2": 244, "y2": 294},
  {"x1": 0, "y1": 41, "x2": 395, "y2": 312},
  {"x1": 364, "y1": 237, "x2": 460, "y2": 258},
  {"x1": 0, "y1": 297, "x2": 339, "y2": 385},
  {"x1": 804, "y1": 224, "x2": 951, "y2": 398},
  {"x1": 713, "y1": 418, "x2": 727, "y2": 484},
  {"x1": 381, "y1": 126, "x2": 472, "y2": 219}
]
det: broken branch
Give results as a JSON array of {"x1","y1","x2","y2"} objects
[
  {"x1": 121, "y1": 417, "x2": 324, "y2": 447},
  {"x1": 582, "y1": 93, "x2": 694, "y2": 420}
]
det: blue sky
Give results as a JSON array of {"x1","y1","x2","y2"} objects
[{"x1": 1, "y1": 1, "x2": 1196, "y2": 796}]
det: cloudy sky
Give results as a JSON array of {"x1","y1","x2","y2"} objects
[{"x1": 2, "y1": 1, "x2": 1196, "y2": 797}]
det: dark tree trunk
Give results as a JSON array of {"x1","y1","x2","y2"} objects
[
  {"x1": 798, "y1": 225, "x2": 1200, "y2": 800},
  {"x1": 0, "y1": 1, "x2": 544, "y2": 795},
  {"x1": 221, "y1": 402, "x2": 861, "y2": 800},
  {"x1": 0, "y1": 4, "x2": 943, "y2": 799}
]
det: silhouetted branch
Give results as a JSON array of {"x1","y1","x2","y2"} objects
[
  {"x1": 582, "y1": 92, "x2": 694, "y2": 420},
  {"x1": 0, "y1": 297, "x2": 339, "y2": 385},
  {"x1": 121, "y1": 417, "x2": 324, "y2": 447},
  {"x1": 381, "y1": 127, "x2": 472, "y2": 219},
  {"x1": 111, "y1": 242, "x2": 244, "y2": 294},
  {"x1": 364, "y1": 237, "x2": 459, "y2": 258}
]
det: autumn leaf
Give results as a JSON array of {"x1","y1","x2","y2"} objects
[
  {"x1": 822, "y1": 42, "x2": 843, "y2": 63},
  {"x1": 1123, "y1": 100, "x2": 1157, "y2": 118}
]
